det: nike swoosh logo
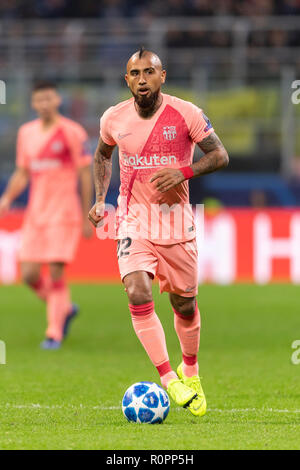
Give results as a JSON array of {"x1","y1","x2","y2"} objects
[
  {"x1": 185, "y1": 286, "x2": 196, "y2": 293},
  {"x1": 191, "y1": 398, "x2": 205, "y2": 411},
  {"x1": 118, "y1": 133, "x2": 132, "y2": 140}
]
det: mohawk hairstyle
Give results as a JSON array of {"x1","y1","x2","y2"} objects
[
  {"x1": 138, "y1": 46, "x2": 146, "y2": 59},
  {"x1": 32, "y1": 80, "x2": 57, "y2": 92}
]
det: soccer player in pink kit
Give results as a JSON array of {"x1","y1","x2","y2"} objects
[
  {"x1": 0, "y1": 81, "x2": 93, "y2": 349},
  {"x1": 89, "y1": 49, "x2": 229, "y2": 416}
]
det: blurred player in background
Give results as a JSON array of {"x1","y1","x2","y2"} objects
[
  {"x1": 89, "y1": 49, "x2": 229, "y2": 416},
  {"x1": 0, "y1": 81, "x2": 93, "y2": 349}
]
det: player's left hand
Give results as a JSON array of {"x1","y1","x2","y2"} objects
[
  {"x1": 150, "y1": 168, "x2": 185, "y2": 193},
  {"x1": 82, "y1": 219, "x2": 93, "y2": 239}
]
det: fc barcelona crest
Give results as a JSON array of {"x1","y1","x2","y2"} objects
[{"x1": 163, "y1": 126, "x2": 177, "y2": 141}]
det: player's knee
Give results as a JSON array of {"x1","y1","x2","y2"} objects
[
  {"x1": 22, "y1": 269, "x2": 39, "y2": 286},
  {"x1": 178, "y1": 302, "x2": 195, "y2": 317},
  {"x1": 49, "y1": 263, "x2": 65, "y2": 281},
  {"x1": 124, "y1": 272, "x2": 153, "y2": 306},
  {"x1": 171, "y1": 295, "x2": 196, "y2": 317},
  {"x1": 126, "y1": 284, "x2": 153, "y2": 306}
]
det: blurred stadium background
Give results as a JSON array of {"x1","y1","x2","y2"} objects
[{"x1": 0, "y1": 0, "x2": 300, "y2": 284}]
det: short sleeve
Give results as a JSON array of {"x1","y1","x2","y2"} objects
[
  {"x1": 16, "y1": 127, "x2": 29, "y2": 169},
  {"x1": 188, "y1": 104, "x2": 214, "y2": 143},
  {"x1": 100, "y1": 108, "x2": 116, "y2": 146}
]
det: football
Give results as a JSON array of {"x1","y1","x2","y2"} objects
[{"x1": 122, "y1": 381, "x2": 170, "y2": 424}]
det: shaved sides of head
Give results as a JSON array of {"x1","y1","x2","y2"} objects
[{"x1": 126, "y1": 48, "x2": 163, "y2": 72}]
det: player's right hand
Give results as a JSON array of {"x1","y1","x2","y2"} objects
[
  {"x1": 0, "y1": 196, "x2": 11, "y2": 218},
  {"x1": 88, "y1": 200, "x2": 105, "y2": 228}
]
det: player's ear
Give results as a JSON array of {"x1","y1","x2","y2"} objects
[
  {"x1": 125, "y1": 74, "x2": 129, "y2": 87},
  {"x1": 161, "y1": 70, "x2": 166, "y2": 85}
]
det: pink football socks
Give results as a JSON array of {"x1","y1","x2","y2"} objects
[
  {"x1": 29, "y1": 276, "x2": 72, "y2": 341},
  {"x1": 129, "y1": 301, "x2": 177, "y2": 388},
  {"x1": 45, "y1": 279, "x2": 72, "y2": 341},
  {"x1": 129, "y1": 300, "x2": 201, "y2": 387},
  {"x1": 173, "y1": 303, "x2": 201, "y2": 377}
]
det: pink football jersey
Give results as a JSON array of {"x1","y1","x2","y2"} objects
[
  {"x1": 100, "y1": 93, "x2": 214, "y2": 244},
  {"x1": 17, "y1": 116, "x2": 92, "y2": 227}
]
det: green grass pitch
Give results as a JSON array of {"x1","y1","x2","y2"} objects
[{"x1": 0, "y1": 283, "x2": 299, "y2": 450}]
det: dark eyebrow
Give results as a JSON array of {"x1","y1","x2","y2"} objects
[{"x1": 129, "y1": 67, "x2": 155, "y2": 74}]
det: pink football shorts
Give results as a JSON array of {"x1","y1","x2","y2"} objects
[
  {"x1": 117, "y1": 237, "x2": 198, "y2": 297},
  {"x1": 19, "y1": 223, "x2": 81, "y2": 264}
]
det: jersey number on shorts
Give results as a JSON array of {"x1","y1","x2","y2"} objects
[{"x1": 117, "y1": 237, "x2": 132, "y2": 259}]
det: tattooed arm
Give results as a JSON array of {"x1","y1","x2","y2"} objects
[
  {"x1": 88, "y1": 137, "x2": 115, "y2": 227},
  {"x1": 150, "y1": 132, "x2": 228, "y2": 193},
  {"x1": 192, "y1": 132, "x2": 229, "y2": 176},
  {"x1": 93, "y1": 137, "x2": 115, "y2": 201}
]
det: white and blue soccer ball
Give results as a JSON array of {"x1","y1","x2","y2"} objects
[{"x1": 122, "y1": 381, "x2": 170, "y2": 424}]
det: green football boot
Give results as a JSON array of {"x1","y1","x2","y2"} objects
[
  {"x1": 177, "y1": 362, "x2": 207, "y2": 417},
  {"x1": 167, "y1": 379, "x2": 197, "y2": 410}
]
